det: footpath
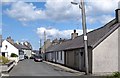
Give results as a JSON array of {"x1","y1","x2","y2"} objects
[{"x1": 44, "y1": 61, "x2": 85, "y2": 75}]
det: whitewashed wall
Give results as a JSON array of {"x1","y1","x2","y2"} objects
[
  {"x1": 92, "y1": 28, "x2": 119, "y2": 74},
  {"x1": 1, "y1": 40, "x2": 19, "y2": 58},
  {"x1": 47, "y1": 52, "x2": 52, "y2": 61},
  {"x1": 23, "y1": 49, "x2": 31, "y2": 58},
  {"x1": 52, "y1": 52, "x2": 56, "y2": 62},
  {"x1": 56, "y1": 51, "x2": 64, "y2": 64}
]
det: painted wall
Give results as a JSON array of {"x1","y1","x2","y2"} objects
[
  {"x1": 52, "y1": 52, "x2": 56, "y2": 62},
  {"x1": 46, "y1": 52, "x2": 52, "y2": 61},
  {"x1": 92, "y1": 28, "x2": 119, "y2": 73},
  {"x1": 19, "y1": 51, "x2": 24, "y2": 60},
  {"x1": 23, "y1": 49, "x2": 32, "y2": 58},
  {"x1": 65, "y1": 50, "x2": 75, "y2": 68},
  {"x1": 1, "y1": 40, "x2": 19, "y2": 57},
  {"x1": 56, "y1": 51, "x2": 64, "y2": 64},
  {"x1": 118, "y1": 27, "x2": 120, "y2": 71}
]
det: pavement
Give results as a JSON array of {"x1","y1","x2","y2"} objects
[
  {"x1": 43, "y1": 61, "x2": 85, "y2": 75},
  {"x1": 43, "y1": 61, "x2": 110, "y2": 77}
]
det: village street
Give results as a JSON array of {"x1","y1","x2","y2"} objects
[{"x1": 8, "y1": 59, "x2": 81, "y2": 76}]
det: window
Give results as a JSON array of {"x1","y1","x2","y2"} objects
[
  {"x1": 5, "y1": 45, "x2": 8, "y2": 50},
  {"x1": 61, "y1": 51, "x2": 62, "y2": 60},
  {"x1": 57, "y1": 52, "x2": 59, "y2": 60},
  {"x1": 2, "y1": 53, "x2": 5, "y2": 57},
  {"x1": 19, "y1": 51, "x2": 24, "y2": 55},
  {"x1": 80, "y1": 52, "x2": 83, "y2": 56}
]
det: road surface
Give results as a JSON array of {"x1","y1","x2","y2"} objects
[{"x1": 9, "y1": 59, "x2": 80, "y2": 76}]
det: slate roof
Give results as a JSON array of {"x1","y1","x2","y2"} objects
[
  {"x1": 6, "y1": 39, "x2": 31, "y2": 50},
  {"x1": 46, "y1": 19, "x2": 120, "y2": 52}
]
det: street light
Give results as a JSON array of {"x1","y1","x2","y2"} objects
[{"x1": 71, "y1": 0, "x2": 89, "y2": 75}]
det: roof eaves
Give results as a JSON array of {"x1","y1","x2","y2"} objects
[
  {"x1": 93, "y1": 23, "x2": 120, "y2": 48},
  {"x1": 87, "y1": 19, "x2": 116, "y2": 35},
  {"x1": 6, "y1": 40, "x2": 21, "y2": 50}
]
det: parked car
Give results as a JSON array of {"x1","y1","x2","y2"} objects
[{"x1": 34, "y1": 55, "x2": 43, "y2": 62}]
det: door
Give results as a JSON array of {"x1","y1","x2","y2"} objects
[
  {"x1": 79, "y1": 51, "x2": 85, "y2": 71},
  {"x1": 2, "y1": 52, "x2": 5, "y2": 57}
]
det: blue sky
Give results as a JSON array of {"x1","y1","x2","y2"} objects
[{"x1": 1, "y1": 0, "x2": 119, "y2": 50}]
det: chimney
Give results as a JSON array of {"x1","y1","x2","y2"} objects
[
  {"x1": 59, "y1": 38, "x2": 63, "y2": 44},
  {"x1": 116, "y1": 1, "x2": 120, "y2": 23},
  {"x1": 71, "y1": 30, "x2": 78, "y2": 39},
  {"x1": 7, "y1": 36, "x2": 14, "y2": 44},
  {"x1": 24, "y1": 42, "x2": 28, "y2": 46},
  {"x1": 16, "y1": 41, "x2": 20, "y2": 45},
  {"x1": 21, "y1": 42, "x2": 24, "y2": 45},
  {"x1": 52, "y1": 38, "x2": 59, "y2": 45}
]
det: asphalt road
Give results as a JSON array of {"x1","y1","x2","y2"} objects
[{"x1": 9, "y1": 59, "x2": 79, "y2": 76}]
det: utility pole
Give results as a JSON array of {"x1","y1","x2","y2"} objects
[
  {"x1": 44, "y1": 31, "x2": 46, "y2": 60},
  {"x1": 44, "y1": 31, "x2": 46, "y2": 53},
  {"x1": 71, "y1": 0, "x2": 89, "y2": 75}
]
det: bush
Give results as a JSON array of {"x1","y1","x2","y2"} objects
[
  {"x1": 107, "y1": 72, "x2": 120, "y2": 78},
  {"x1": 10, "y1": 53, "x2": 18, "y2": 57},
  {"x1": 0, "y1": 56, "x2": 10, "y2": 64}
]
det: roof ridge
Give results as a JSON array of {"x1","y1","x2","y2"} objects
[
  {"x1": 46, "y1": 18, "x2": 119, "y2": 52},
  {"x1": 93, "y1": 23, "x2": 120, "y2": 48},
  {"x1": 87, "y1": 19, "x2": 116, "y2": 34}
]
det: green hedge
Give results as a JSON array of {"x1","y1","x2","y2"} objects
[
  {"x1": 0, "y1": 56, "x2": 10, "y2": 64},
  {"x1": 107, "y1": 72, "x2": 120, "y2": 78},
  {"x1": 10, "y1": 53, "x2": 18, "y2": 57}
]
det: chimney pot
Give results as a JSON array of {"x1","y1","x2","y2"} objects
[
  {"x1": 74, "y1": 30, "x2": 76, "y2": 33},
  {"x1": 71, "y1": 30, "x2": 78, "y2": 39}
]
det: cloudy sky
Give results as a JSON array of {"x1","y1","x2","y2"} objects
[{"x1": 1, "y1": 0, "x2": 120, "y2": 50}]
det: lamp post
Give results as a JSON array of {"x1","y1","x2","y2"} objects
[{"x1": 71, "y1": 0, "x2": 89, "y2": 75}]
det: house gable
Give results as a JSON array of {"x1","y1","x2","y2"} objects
[
  {"x1": 118, "y1": 27, "x2": 120, "y2": 71},
  {"x1": 1, "y1": 40, "x2": 19, "y2": 57},
  {"x1": 92, "y1": 27, "x2": 119, "y2": 73}
]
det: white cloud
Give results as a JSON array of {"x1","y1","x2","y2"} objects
[
  {"x1": 36, "y1": 27, "x2": 93, "y2": 41},
  {"x1": 5, "y1": 0, "x2": 120, "y2": 24},
  {"x1": 6, "y1": 1, "x2": 46, "y2": 22},
  {"x1": 87, "y1": 15, "x2": 114, "y2": 25},
  {"x1": 21, "y1": 38, "x2": 29, "y2": 41},
  {"x1": 5, "y1": 0, "x2": 80, "y2": 22},
  {"x1": 1, "y1": 0, "x2": 46, "y2": 2},
  {"x1": 87, "y1": 0, "x2": 119, "y2": 14},
  {"x1": 99, "y1": 15, "x2": 114, "y2": 24},
  {"x1": 45, "y1": 0, "x2": 80, "y2": 21}
]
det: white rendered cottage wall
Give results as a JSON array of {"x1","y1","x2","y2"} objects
[
  {"x1": 56, "y1": 51, "x2": 64, "y2": 64},
  {"x1": 23, "y1": 49, "x2": 31, "y2": 58},
  {"x1": 47, "y1": 52, "x2": 52, "y2": 61},
  {"x1": 92, "y1": 28, "x2": 119, "y2": 74},
  {"x1": 1, "y1": 40, "x2": 19, "y2": 57},
  {"x1": 118, "y1": 27, "x2": 120, "y2": 71}
]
